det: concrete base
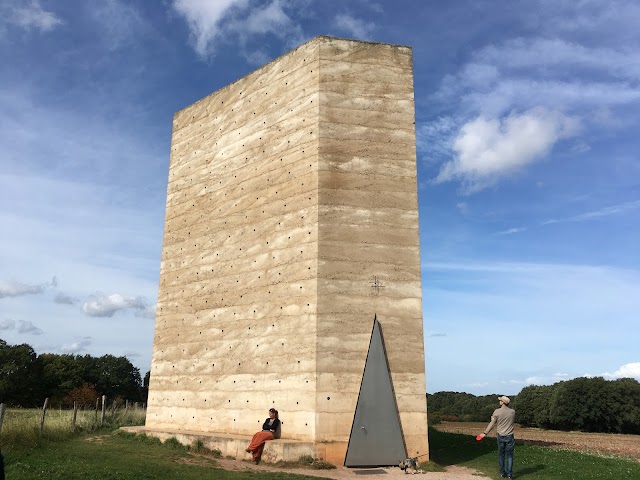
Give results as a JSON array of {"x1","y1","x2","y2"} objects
[{"x1": 120, "y1": 426, "x2": 316, "y2": 463}]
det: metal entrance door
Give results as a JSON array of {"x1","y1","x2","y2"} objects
[{"x1": 344, "y1": 316, "x2": 406, "y2": 467}]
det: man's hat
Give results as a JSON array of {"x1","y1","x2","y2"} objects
[{"x1": 498, "y1": 395, "x2": 511, "y2": 405}]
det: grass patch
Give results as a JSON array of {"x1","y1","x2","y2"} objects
[
  {"x1": 428, "y1": 427, "x2": 640, "y2": 479},
  {"x1": 274, "y1": 454, "x2": 336, "y2": 470},
  {"x1": 0, "y1": 407, "x2": 146, "y2": 449},
  {"x1": 2, "y1": 432, "x2": 330, "y2": 480},
  {"x1": 418, "y1": 460, "x2": 445, "y2": 472}
]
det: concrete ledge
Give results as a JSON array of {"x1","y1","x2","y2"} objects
[{"x1": 120, "y1": 426, "x2": 315, "y2": 463}]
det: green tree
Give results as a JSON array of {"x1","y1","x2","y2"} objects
[
  {"x1": 515, "y1": 384, "x2": 553, "y2": 428},
  {"x1": 40, "y1": 353, "x2": 86, "y2": 404},
  {"x1": 94, "y1": 354, "x2": 142, "y2": 401},
  {"x1": 0, "y1": 339, "x2": 43, "y2": 406},
  {"x1": 141, "y1": 370, "x2": 150, "y2": 403}
]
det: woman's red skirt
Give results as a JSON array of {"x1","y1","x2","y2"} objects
[{"x1": 247, "y1": 431, "x2": 274, "y2": 460}]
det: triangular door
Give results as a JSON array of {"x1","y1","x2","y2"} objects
[{"x1": 344, "y1": 316, "x2": 407, "y2": 467}]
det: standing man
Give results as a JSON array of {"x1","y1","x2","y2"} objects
[{"x1": 479, "y1": 396, "x2": 516, "y2": 479}]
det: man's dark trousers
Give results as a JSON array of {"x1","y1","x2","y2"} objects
[{"x1": 497, "y1": 434, "x2": 514, "y2": 478}]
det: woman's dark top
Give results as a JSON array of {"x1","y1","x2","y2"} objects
[{"x1": 262, "y1": 418, "x2": 281, "y2": 432}]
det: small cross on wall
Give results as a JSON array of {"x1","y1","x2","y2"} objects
[{"x1": 370, "y1": 276, "x2": 385, "y2": 295}]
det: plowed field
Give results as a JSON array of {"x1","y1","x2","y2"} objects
[{"x1": 434, "y1": 422, "x2": 640, "y2": 461}]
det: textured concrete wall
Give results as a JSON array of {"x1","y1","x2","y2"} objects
[
  {"x1": 147, "y1": 39, "x2": 321, "y2": 440},
  {"x1": 147, "y1": 36, "x2": 428, "y2": 462},
  {"x1": 315, "y1": 38, "x2": 428, "y2": 461}
]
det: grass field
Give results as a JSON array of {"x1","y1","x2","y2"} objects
[
  {"x1": 0, "y1": 406, "x2": 146, "y2": 448},
  {"x1": 2, "y1": 432, "x2": 326, "y2": 480},
  {"x1": 429, "y1": 428, "x2": 640, "y2": 479},
  {"x1": 433, "y1": 421, "x2": 640, "y2": 460},
  {"x1": 3, "y1": 410, "x2": 640, "y2": 479}
]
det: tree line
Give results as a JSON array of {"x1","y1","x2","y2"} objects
[
  {"x1": 428, "y1": 376, "x2": 640, "y2": 434},
  {"x1": 0, "y1": 338, "x2": 149, "y2": 408},
  {"x1": 516, "y1": 377, "x2": 640, "y2": 434},
  {"x1": 427, "y1": 391, "x2": 502, "y2": 423}
]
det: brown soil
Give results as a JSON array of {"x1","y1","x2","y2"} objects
[
  {"x1": 434, "y1": 422, "x2": 640, "y2": 461},
  {"x1": 84, "y1": 435, "x2": 109, "y2": 443}
]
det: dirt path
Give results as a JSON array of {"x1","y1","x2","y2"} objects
[{"x1": 215, "y1": 458, "x2": 489, "y2": 479}]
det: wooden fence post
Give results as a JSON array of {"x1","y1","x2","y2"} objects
[
  {"x1": 40, "y1": 398, "x2": 49, "y2": 434},
  {"x1": 101, "y1": 395, "x2": 106, "y2": 426},
  {"x1": 0, "y1": 403, "x2": 5, "y2": 435},
  {"x1": 72, "y1": 401, "x2": 78, "y2": 428}
]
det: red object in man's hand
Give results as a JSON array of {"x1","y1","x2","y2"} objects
[{"x1": 476, "y1": 435, "x2": 484, "y2": 441}]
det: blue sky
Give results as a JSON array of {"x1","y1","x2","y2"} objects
[{"x1": 1, "y1": 0, "x2": 639, "y2": 396}]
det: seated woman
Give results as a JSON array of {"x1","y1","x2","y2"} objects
[{"x1": 246, "y1": 408, "x2": 280, "y2": 464}]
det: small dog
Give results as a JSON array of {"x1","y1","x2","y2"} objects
[{"x1": 399, "y1": 457, "x2": 420, "y2": 474}]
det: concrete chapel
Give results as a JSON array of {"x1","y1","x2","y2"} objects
[{"x1": 145, "y1": 35, "x2": 429, "y2": 465}]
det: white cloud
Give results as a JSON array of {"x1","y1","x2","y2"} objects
[
  {"x1": 417, "y1": 116, "x2": 460, "y2": 163},
  {"x1": 426, "y1": 17, "x2": 640, "y2": 193},
  {"x1": 541, "y1": 200, "x2": 640, "y2": 226},
  {"x1": 435, "y1": 35, "x2": 640, "y2": 119},
  {"x1": 17, "y1": 320, "x2": 43, "y2": 335},
  {"x1": 243, "y1": 1, "x2": 291, "y2": 36},
  {"x1": 172, "y1": 0, "x2": 245, "y2": 57},
  {"x1": 496, "y1": 227, "x2": 527, "y2": 236},
  {"x1": 81, "y1": 293, "x2": 148, "y2": 318},
  {"x1": 0, "y1": 318, "x2": 43, "y2": 335},
  {"x1": 603, "y1": 362, "x2": 640, "y2": 380},
  {"x1": 0, "y1": 319, "x2": 16, "y2": 330},
  {"x1": 62, "y1": 337, "x2": 92, "y2": 353},
  {"x1": 172, "y1": 0, "x2": 304, "y2": 61},
  {"x1": 468, "y1": 382, "x2": 489, "y2": 388},
  {"x1": 568, "y1": 200, "x2": 640, "y2": 222},
  {"x1": 135, "y1": 304, "x2": 157, "y2": 320},
  {"x1": 434, "y1": 108, "x2": 580, "y2": 193},
  {"x1": 525, "y1": 373, "x2": 571, "y2": 386},
  {"x1": 333, "y1": 14, "x2": 375, "y2": 39},
  {"x1": 456, "y1": 202, "x2": 469, "y2": 215},
  {"x1": 0, "y1": 277, "x2": 55, "y2": 299},
  {"x1": 522, "y1": 363, "x2": 640, "y2": 386},
  {"x1": 476, "y1": 38, "x2": 640, "y2": 81},
  {"x1": 90, "y1": 0, "x2": 149, "y2": 52},
  {"x1": 423, "y1": 260, "x2": 640, "y2": 320},
  {"x1": 54, "y1": 292, "x2": 77, "y2": 305},
  {"x1": 9, "y1": 1, "x2": 62, "y2": 32}
]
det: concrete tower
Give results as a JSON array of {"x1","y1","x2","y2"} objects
[{"x1": 146, "y1": 36, "x2": 428, "y2": 464}]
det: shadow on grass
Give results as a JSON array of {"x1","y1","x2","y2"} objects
[
  {"x1": 428, "y1": 427, "x2": 495, "y2": 466},
  {"x1": 516, "y1": 464, "x2": 546, "y2": 476}
]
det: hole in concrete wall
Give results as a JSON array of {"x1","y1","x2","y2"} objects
[{"x1": 327, "y1": 397, "x2": 330, "y2": 400}]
